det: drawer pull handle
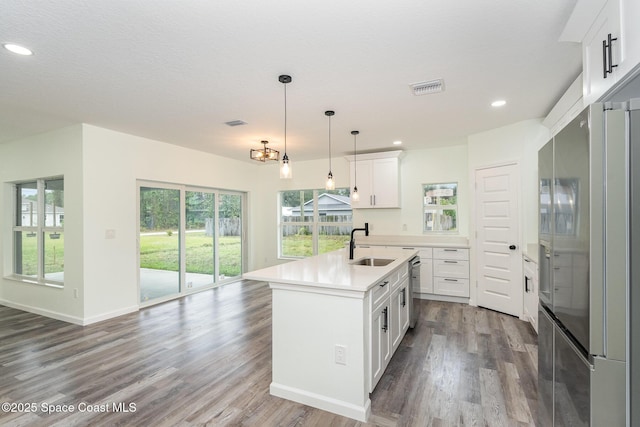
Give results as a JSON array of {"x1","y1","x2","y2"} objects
[
  {"x1": 444, "y1": 249, "x2": 458, "y2": 252},
  {"x1": 444, "y1": 260, "x2": 458, "y2": 264},
  {"x1": 379, "y1": 281, "x2": 389, "y2": 287},
  {"x1": 444, "y1": 278, "x2": 458, "y2": 282}
]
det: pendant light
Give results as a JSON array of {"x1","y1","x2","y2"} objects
[
  {"x1": 325, "y1": 110, "x2": 335, "y2": 190},
  {"x1": 351, "y1": 130, "x2": 359, "y2": 201},
  {"x1": 279, "y1": 74, "x2": 292, "y2": 179}
]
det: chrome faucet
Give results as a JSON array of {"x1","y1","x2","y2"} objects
[{"x1": 349, "y1": 222, "x2": 369, "y2": 260}]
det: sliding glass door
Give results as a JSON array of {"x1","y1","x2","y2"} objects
[
  {"x1": 185, "y1": 190, "x2": 216, "y2": 289},
  {"x1": 138, "y1": 183, "x2": 245, "y2": 305},
  {"x1": 139, "y1": 186, "x2": 181, "y2": 302},
  {"x1": 218, "y1": 193, "x2": 242, "y2": 281}
]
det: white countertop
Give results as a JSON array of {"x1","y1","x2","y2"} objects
[
  {"x1": 243, "y1": 247, "x2": 417, "y2": 293},
  {"x1": 355, "y1": 234, "x2": 469, "y2": 248}
]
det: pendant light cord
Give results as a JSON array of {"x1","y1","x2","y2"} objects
[
  {"x1": 328, "y1": 114, "x2": 332, "y2": 172},
  {"x1": 283, "y1": 82, "x2": 287, "y2": 154},
  {"x1": 353, "y1": 132, "x2": 357, "y2": 182}
]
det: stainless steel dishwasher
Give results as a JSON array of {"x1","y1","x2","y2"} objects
[{"x1": 409, "y1": 256, "x2": 420, "y2": 328}]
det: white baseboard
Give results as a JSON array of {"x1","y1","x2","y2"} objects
[
  {"x1": 0, "y1": 299, "x2": 138, "y2": 325},
  {"x1": 82, "y1": 305, "x2": 139, "y2": 325},
  {"x1": 0, "y1": 299, "x2": 85, "y2": 325},
  {"x1": 270, "y1": 382, "x2": 371, "y2": 422},
  {"x1": 415, "y1": 293, "x2": 470, "y2": 304}
]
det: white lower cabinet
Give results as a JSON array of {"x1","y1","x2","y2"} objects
[
  {"x1": 523, "y1": 256, "x2": 539, "y2": 333},
  {"x1": 370, "y1": 301, "x2": 390, "y2": 389},
  {"x1": 433, "y1": 248, "x2": 470, "y2": 297},
  {"x1": 369, "y1": 265, "x2": 408, "y2": 392},
  {"x1": 390, "y1": 277, "x2": 410, "y2": 351}
]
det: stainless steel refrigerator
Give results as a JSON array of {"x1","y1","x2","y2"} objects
[{"x1": 538, "y1": 101, "x2": 631, "y2": 426}]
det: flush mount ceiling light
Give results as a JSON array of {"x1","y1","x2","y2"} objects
[
  {"x1": 351, "y1": 130, "x2": 360, "y2": 201},
  {"x1": 3, "y1": 43, "x2": 33, "y2": 56},
  {"x1": 250, "y1": 140, "x2": 279, "y2": 162},
  {"x1": 325, "y1": 110, "x2": 335, "y2": 190},
  {"x1": 393, "y1": 140, "x2": 402, "y2": 146},
  {"x1": 279, "y1": 74, "x2": 292, "y2": 179},
  {"x1": 491, "y1": 100, "x2": 507, "y2": 107}
]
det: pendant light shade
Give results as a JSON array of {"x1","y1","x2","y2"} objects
[
  {"x1": 279, "y1": 74, "x2": 292, "y2": 179},
  {"x1": 351, "y1": 130, "x2": 359, "y2": 201},
  {"x1": 325, "y1": 110, "x2": 335, "y2": 190}
]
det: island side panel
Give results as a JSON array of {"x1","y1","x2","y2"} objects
[{"x1": 270, "y1": 286, "x2": 370, "y2": 421}]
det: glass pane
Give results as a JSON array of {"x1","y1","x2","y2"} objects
[
  {"x1": 319, "y1": 189, "x2": 352, "y2": 222},
  {"x1": 423, "y1": 182, "x2": 457, "y2": 206},
  {"x1": 281, "y1": 224, "x2": 313, "y2": 257},
  {"x1": 318, "y1": 225, "x2": 350, "y2": 254},
  {"x1": 139, "y1": 187, "x2": 180, "y2": 302},
  {"x1": 281, "y1": 190, "x2": 314, "y2": 222},
  {"x1": 17, "y1": 181, "x2": 38, "y2": 227},
  {"x1": 45, "y1": 178, "x2": 64, "y2": 227},
  {"x1": 219, "y1": 193, "x2": 242, "y2": 279},
  {"x1": 185, "y1": 191, "x2": 215, "y2": 288},
  {"x1": 424, "y1": 208, "x2": 457, "y2": 232},
  {"x1": 14, "y1": 230, "x2": 37, "y2": 277},
  {"x1": 44, "y1": 231, "x2": 64, "y2": 281}
]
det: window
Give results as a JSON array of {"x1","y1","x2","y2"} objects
[
  {"x1": 423, "y1": 182, "x2": 457, "y2": 233},
  {"x1": 279, "y1": 188, "x2": 352, "y2": 258},
  {"x1": 13, "y1": 177, "x2": 65, "y2": 284}
]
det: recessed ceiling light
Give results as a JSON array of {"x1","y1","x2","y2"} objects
[
  {"x1": 491, "y1": 100, "x2": 506, "y2": 107},
  {"x1": 393, "y1": 140, "x2": 402, "y2": 145},
  {"x1": 3, "y1": 43, "x2": 33, "y2": 56}
]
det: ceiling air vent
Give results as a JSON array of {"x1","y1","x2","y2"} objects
[
  {"x1": 225, "y1": 119, "x2": 247, "y2": 127},
  {"x1": 409, "y1": 79, "x2": 445, "y2": 96}
]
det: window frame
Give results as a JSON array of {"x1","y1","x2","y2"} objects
[
  {"x1": 12, "y1": 177, "x2": 65, "y2": 286},
  {"x1": 422, "y1": 182, "x2": 458, "y2": 234},
  {"x1": 278, "y1": 188, "x2": 353, "y2": 259}
]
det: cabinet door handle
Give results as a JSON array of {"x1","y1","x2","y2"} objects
[
  {"x1": 382, "y1": 307, "x2": 388, "y2": 332},
  {"x1": 401, "y1": 288, "x2": 406, "y2": 307},
  {"x1": 603, "y1": 33, "x2": 618, "y2": 79},
  {"x1": 373, "y1": 195, "x2": 376, "y2": 206},
  {"x1": 525, "y1": 276, "x2": 531, "y2": 293},
  {"x1": 379, "y1": 280, "x2": 389, "y2": 287}
]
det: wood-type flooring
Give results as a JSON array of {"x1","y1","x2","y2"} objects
[{"x1": 0, "y1": 280, "x2": 538, "y2": 426}]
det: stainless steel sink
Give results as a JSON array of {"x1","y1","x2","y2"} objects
[{"x1": 350, "y1": 257, "x2": 395, "y2": 266}]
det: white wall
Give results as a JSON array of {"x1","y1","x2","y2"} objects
[
  {"x1": 81, "y1": 125, "x2": 267, "y2": 322},
  {"x1": 351, "y1": 144, "x2": 470, "y2": 238},
  {"x1": 0, "y1": 125, "x2": 85, "y2": 323},
  {"x1": 467, "y1": 118, "x2": 550, "y2": 306}
]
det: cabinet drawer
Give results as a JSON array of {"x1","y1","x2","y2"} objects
[
  {"x1": 434, "y1": 277, "x2": 470, "y2": 297},
  {"x1": 433, "y1": 248, "x2": 469, "y2": 260},
  {"x1": 433, "y1": 259, "x2": 469, "y2": 279},
  {"x1": 371, "y1": 277, "x2": 391, "y2": 309},
  {"x1": 397, "y1": 264, "x2": 409, "y2": 283}
]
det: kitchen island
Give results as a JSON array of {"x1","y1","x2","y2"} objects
[{"x1": 243, "y1": 246, "x2": 418, "y2": 422}]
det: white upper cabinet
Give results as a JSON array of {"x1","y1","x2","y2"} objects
[
  {"x1": 346, "y1": 151, "x2": 402, "y2": 209},
  {"x1": 583, "y1": 0, "x2": 622, "y2": 104},
  {"x1": 571, "y1": 0, "x2": 640, "y2": 104}
]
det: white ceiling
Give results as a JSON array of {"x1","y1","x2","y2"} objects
[{"x1": 1, "y1": 0, "x2": 581, "y2": 163}]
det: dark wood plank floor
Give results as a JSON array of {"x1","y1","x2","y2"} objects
[{"x1": 0, "y1": 281, "x2": 538, "y2": 426}]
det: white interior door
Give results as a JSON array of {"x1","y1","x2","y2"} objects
[{"x1": 475, "y1": 163, "x2": 522, "y2": 317}]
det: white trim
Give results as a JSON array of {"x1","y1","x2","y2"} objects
[
  {"x1": 270, "y1": 382, "x2": 371, "y2": 422},
  {"x1": 415, "y1": 292, "x2": 469, "y2": 304},
  {"x1": 0, "y1": 298, "x2": 84, "y2": 325},
  {"x1": 82, "y1": 305, "x2": 139, "y2": 325}
]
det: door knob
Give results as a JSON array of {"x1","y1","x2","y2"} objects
[{"x1": 509, "y1": 244, "x2": 516, "y2": 250}]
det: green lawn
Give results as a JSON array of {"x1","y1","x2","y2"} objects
[
  {"x1": 140, "y1": 233, "x2": 241, "y2": 277},
  {"x1": 140, "y1": 232, "x2": 349, "y2": 275},
  {"x1": 17, "y1": 232, "x2": 64, "y2": 276}
]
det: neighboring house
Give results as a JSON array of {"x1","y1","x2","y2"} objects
[
  {"x1": 21, "y1": 202, "x2": 64, "y2": 227},
  {"x1": 288, "y1": 193, "x2": 352, "y2": 219}
]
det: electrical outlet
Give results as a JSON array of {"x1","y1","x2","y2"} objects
[
  {"x1": 335, "y1": 345, "x2": 347, "y2": 365},
  {"x1": 73, "y1": 288, "x2": 79, "y2": 299}
]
